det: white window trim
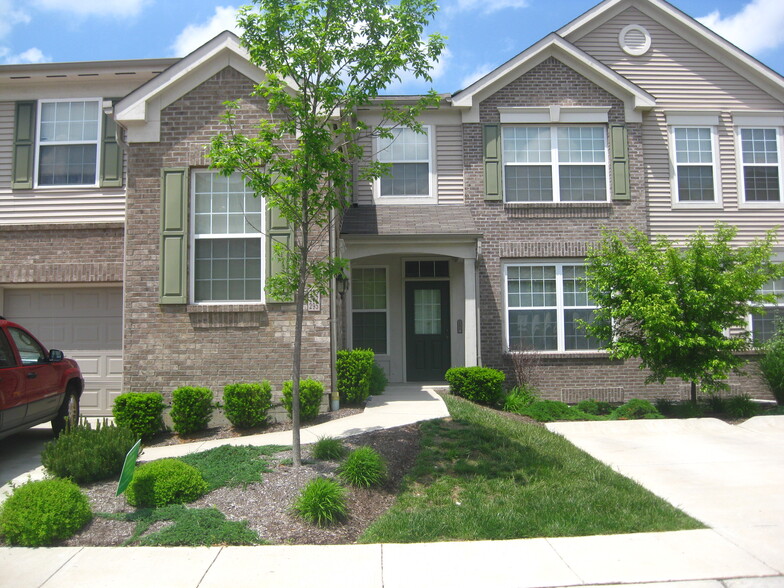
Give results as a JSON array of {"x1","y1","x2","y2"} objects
[
  {"x1": 189, "y1": 170, "x2": 266, "y2": 305},
  {"x1": 34, "y1": 98, "x2": 103, "y2": 189},
  {"x1": 736, "y1": 126, "x2": 784, "y2": 208},
  {"x1": 373, "y1": 126, "x2": 436, "y2": 204},
  {"x1": 669, "y1": 124, "x2": 722, "y2": 209},
  {"x1": 746, "y1": 276, "x2": 784, "y2": 344},
  {"x1": 502, "y1": 260, "x2": 601, "y2": 353},
  {"x1": 501, "y1": 125, "x2": 610, "y2": 204},
  {"x1": 348, "y1": 265, "x2": 390, "y2": 355}
]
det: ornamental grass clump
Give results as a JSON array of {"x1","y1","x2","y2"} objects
[
  {"x1": 41, "y1": 420, "x2": 137, "y2": 484},
  {"x1": 126, "y1": 459, "x2": 208, "y2": 508},
  {"x1": 112, "y1": 392, "x2": 165, "y2": 440},
  {"x1": 170, "y1": 386, "x2": 214, "y2": 435},
  {"x1": 0, "y1": 479, "x2": 92, "y2": 547},
  {"x1": 338, "y1": 446, "x2": 386, "y2": 488},
  {"x1": 293, "y1": 477, "x2": 347, "y2": 526},
  {"x1": 312, "y1": 436, "x2": 346, "y2": 461},
  {"x1": 223, "y1": 382, "x2": 273, "y2": 428}
]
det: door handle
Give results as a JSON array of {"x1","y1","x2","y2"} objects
[{"x1": 27, "y1": 372, "x2": 37, "y2": 379}]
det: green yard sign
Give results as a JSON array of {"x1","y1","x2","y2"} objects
[{"x1": 116, "y1": 439, "x2": 142, "y2": 496}]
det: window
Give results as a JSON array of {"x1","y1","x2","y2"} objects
[
  {"x1": 37, "y1": 99, "x2": 101, "y2": 187},
  {"x1": 8, "y1": 327, "x2": 47, "y2": 365},
  {"x1": 351, "y1": 267, "x2": 388, "y2": 354},
  {"x1": 377, "y1": 127, "x2": 431, "y2": 198},
  {"x1": 672, "y1": 127, "x2": 718, "y2": 203},
  {"x1": 740, "y1": 128, "x2": 782, "y2": 203},
  {"x1": 751, "y1": 278, "x2": 784, "y2": 344},
  {"x1": 192, "y1": 171, "x2": 263, "y2": 303},
  {"x1": 502, "y1": 126, "x2": 608, "y2": 202},
  {"x1": 505, "y1": 263, "x2": 602, "y2": 351}
]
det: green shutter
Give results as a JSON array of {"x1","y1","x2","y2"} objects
[
  {"x1": 483, "y1": 124, "x2": 503, "y2": 201},
  {"x1": 100, "y1": 101, "x2": 123, "y2": 188},
  {"x1": 160, "y1": 168, "x2": 189, "y2": 304},
  {"x1": 266, "y1": 205, "x2": 293, "y2": 302},
  {"x1": 12, "y1": 101, "x2": 36, "y2": 190},
  {"x1": 610, "y1": 124, "x2": 630, "y2": 201}
]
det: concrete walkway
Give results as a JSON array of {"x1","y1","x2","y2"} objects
[{"x1": 1, "y1": 386, "x2": 783, "y2": 588}]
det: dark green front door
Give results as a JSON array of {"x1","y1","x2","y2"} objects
[{"x1": 406, "y1": 281, "x2": 450, "y2": 381}]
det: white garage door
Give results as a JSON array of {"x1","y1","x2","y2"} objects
[{"x1": 4, "y1": 287, "x2": 122, "y2": 416}]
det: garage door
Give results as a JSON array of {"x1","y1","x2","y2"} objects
[{"x1": 3, "y1": 287, "x2": 122, "y2": 416}]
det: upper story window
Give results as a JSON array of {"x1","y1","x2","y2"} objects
[
  {"x1": 37, "y1": 99, "x2": 101, "y2": 187},
  {"x1": 739, "y1": 128, "x2": 783, "y2": 204},
  {"x1": 504, "y1": 262, "x2": 603, "y2": 352},
  {"x1": 191, "y1": 171, "x2": 264, "y2": 303},
  {"x1": 751, "y1": 278, "x2": 784, "y2": 345},
  {"x1": 377, "y1": 127, "x2": 431, "y2": 199},
  {"x1": 672, "y1": 126, "x2": 719, "y2": 204},
  {"x1": 502, "y1": 126, "x2": 608, "y2": 202}
]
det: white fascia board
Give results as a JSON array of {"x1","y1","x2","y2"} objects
[
  {"x1": 453, "y1": 34, "x2": 654, "y2": 123},
  {"x1": 559, "y1": 0, "x2": 784, "y2": 105},
  {"x1": 732, "y1": 111, "x2": 784, "y2": 126}
]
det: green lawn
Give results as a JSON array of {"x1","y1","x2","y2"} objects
[{"x1": 360, "y1": 394, "x2": 703, "y2": 543}]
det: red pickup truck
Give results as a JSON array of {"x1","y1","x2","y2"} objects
[{"x1": 0, "y1": 317, "x2": 83, "y2": 441}]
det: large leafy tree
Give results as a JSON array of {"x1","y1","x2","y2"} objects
[
  {"x1": 209, "y1": 0, "x2": 445, "y2": 465},
  {"x1": 584, "y1": 223, "x2": 784, "y2": 402}
]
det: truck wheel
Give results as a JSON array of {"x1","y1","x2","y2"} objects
[{"x1": 52, "y1": 385, "x2": 80, "y2": 437}]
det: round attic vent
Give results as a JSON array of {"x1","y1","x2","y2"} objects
[{"x1": 619, "y1": 24, "x2": 651, "y2": 56}]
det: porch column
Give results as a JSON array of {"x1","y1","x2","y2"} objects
[{"x1": 464, "y1": 257, "x2": 478, "y2": 366}]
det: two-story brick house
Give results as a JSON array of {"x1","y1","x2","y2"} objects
[{"x1": 1, "y1": 0, "x2": 782, "y2": 416}]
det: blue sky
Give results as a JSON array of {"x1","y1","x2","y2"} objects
[{"x1": 2, "y1": 0, "x2": 784, "y2": 95}]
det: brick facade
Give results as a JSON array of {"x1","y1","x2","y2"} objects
[
  {"x1": 466, "y1": 57, "x2": 773, "y2": 401},
  {"x1": 122, "y1": 66, "x2": 332, "y2": 408}
]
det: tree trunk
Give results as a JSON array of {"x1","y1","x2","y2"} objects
[{"x1": 690, "y1": 381, "x2": 697, "y2": 405}]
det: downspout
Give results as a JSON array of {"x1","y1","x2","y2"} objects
[{"x1": 329, "y1": 205, "x2": 340, "y2": 411}]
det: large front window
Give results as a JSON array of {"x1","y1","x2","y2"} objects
[
  {"x1": 502, "y1": 126, "x2": 608, "y2": 202},
  {"x1": 740, "y1": 128, "x2": 782, "y2": 203},
  {"x1": 505, "y1": 263, "x2": 601, "y2": 351},
  {"x1": 377, "y1": 127, "x2": 430, "y2": 198},
  {"x1": 192, "y1": 172, "x2": 263, "y2": 302},
  {"x1": 351, "y1": 267, "x2": 388, "y2": 354},
  {"x1": 37, "y1": 99, "x2": 101, "y2": 186},
  {"x1": 673, "y1": 126, "x2": 718, "y2": 202},
  {"x1": 751, "y1": 278, "x2": 784, "y2": 344}
]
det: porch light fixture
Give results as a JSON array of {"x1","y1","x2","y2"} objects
[{"x1": 336, "y1": 271, "x2": 350, "y2": 297}]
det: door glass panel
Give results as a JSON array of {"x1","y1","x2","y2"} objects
[
  {"x1": 9, "y1": 328, "x2": 47, "y2": 365},
  {"x1": 414, "y1": 289, "x2": 441, "y2": 335},
  {"x1": 0, "y1": 331, "x2": 16, "y2": 368}
]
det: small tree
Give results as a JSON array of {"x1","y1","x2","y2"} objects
[
  {"x1": 209, "y1": 0, "x2": 445, "y2": 465},
  {"x1": 584, "y1": 223, "x2": 784, "y2": 402}
]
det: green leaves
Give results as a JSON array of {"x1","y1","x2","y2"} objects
[{"x1": 585, "y1": 223, "x2": 784, "y2": 393}]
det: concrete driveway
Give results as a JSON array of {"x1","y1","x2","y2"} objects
[
  {"x1": 0, "y1": 427, "x2": 52, "y2": 487},
  {"x1": 547, "y1": 415, "x2": 784, "y2": 575}
]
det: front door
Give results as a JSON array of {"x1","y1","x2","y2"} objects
[{"x1": 406, "y1": 281, "x2": 450, "y2": 381}]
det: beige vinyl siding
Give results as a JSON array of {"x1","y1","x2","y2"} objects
[
  {"x1": 353, "y1": 125, "x2": 465, "y2": 205},
  {"x1": 0, "y1": 101, "x2": 126, "y2": 225},
  {"x1": 576, "y1": 9, "x2": 784, "y2": 246},
  {"x1": 436, "y1": 124, "x2": 464, "y2": 204}
]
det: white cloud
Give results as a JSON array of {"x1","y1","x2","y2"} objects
[
  {"x1": 171, "y1": 6, "x2": 241, "y2": 57},
  {"x1": 447, "y1": 0, "x2": 528, "y2": 15},
  {"x1": 459, "y1": 62, "x2": 494, "y2": 90},
  {"x1": 0, "y1": 1, "x2": 30, "y2": 39},
  {"x1": 387, "y1": 47, "x2": 453, "y2": 93},
  {"x1": 31, "y1": 0, "x2": 150, "y2": 18},
  {"x1": 698, "y1": 0, "x2": 784, "y2": 54},
  {"x1": 0, "y1": 46, "x2": 50, "y2": 65}
]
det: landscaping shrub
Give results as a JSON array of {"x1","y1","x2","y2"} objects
[
  {"x1": 704, "y1": 394, "x2": 727, "y2": 414},
  {"x1": 126, "y1": 459, "x2": 208, "y2": 508},
  {"x1": 282, "y1": 379, "x2": 324, "y2": 422},
  {"x1": 338, "y1": 446, "x2": 386, "y2": 487},
  {"x1": 0, "y1": 479, "x2": 92, "y2": 546},
  {"x1": 112, "y1": 392, "x2": 165, "y2": 440},
  {"x1": 293, "y1": 477, "x2": 347, "y2": 526},
  {"x1": 725, "y1": 394, "x2": 760, "y2": 419},
  {"x1": 759, "y1": 329, "x2": 784, "y2": 405},
  {"x1": 41, "y1": 420, "x2": 137, "y2": 484},
  {"x1": 369, "y1": 362, "x2": 388, "y2": 396},
  {"x1": 170, "y1": 387, "x2": 214, "y2": 435},
  {"x1": 223, "y1": 382, "x2": 272, "y2": 429},
  {"x1": 312, "y1": 436, "x2": 346, "y2": 461},
  {"x1": 654, "y1": 398, "x2": 675, "y2": 416},
  {"x1": 517, "y1": 400, "x2": 598, "y2": 422},
  {"x1": 445, "y1": 366, "x2": 505, "y2": 407},
  {"x1": 336, "y1": 349, "x2": 374, "y2": 405},
  {"x1": 503, "y1": 384, "x2": 538, "y2": 413},
  {"x1": 671, "y1": 401, "x2": 704, "y2": 419},
  {"x1": 610, "y1": 399, "x2": 662, "y2": 420},
  {"x1": 576, "y1": 399, "x2": 613, "y2": 416}
]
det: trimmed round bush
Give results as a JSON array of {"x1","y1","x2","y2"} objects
[
  {"x1": 610, "y1": 398, "x2": 662, "y2": 420},
  {"x1": 576, "y1": 399, "x2": 613, "y2": 416},
  {"x1": 41, "y1": 420, "x2": 137, "y2": 484},
  {"x1": 223, "y1": 382, "x2": 273, "y2": 428},
  {"x1": 338, "y1": 446, "x2": 386, "y2": 487},
  {"x1": 445, "y1": 366, "x2": 505, "y2": 407},
  {"x1": 170, "y1": 387, "x2": 214, "y2": 435},
  {"x1": 369, "y1": 362, "x2": 388, "y2": 396},
  {"x1": 282, "y1": 379, "x2": 324, "y2": 422},
  {"x1": 0, "y1": 479, "x2": 92, "y2": 546},
  {"x1": 113, "y1": 392, "x2": 165, "y2": 440},
  {"x1": 336, "y1": 349, "x2": 374, "y2": 405},
  {"x1": 312, "y1": 436, "x2": 346, "y2": 461},
  {"x1": 293, "y1": 477, "x2": 347, "y2": 526},
  {"x1": 126, "y1": 459, "x2": 208, "y2": 508}
]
